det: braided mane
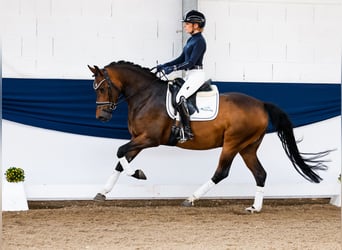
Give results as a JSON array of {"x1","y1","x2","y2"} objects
[{"x1": 106, "y1": 60, "x2": 158, "y2": 79}]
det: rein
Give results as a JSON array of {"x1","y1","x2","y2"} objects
[{"x1": 94, "y1": 67, "x2": 162, "y2": 111}]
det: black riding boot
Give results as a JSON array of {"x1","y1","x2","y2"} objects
[{"x1": 177, "y1": 97, "x2": 194, "y2": 141}]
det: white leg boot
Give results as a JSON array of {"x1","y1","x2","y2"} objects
[
  {"x1": 183, "y1": 180, "x2": 216, "y2": 206},
  {"x1": 94, "y1": 169, "x2": 121, "y2": 201},
  {"x1": 119, "y1": 156, "x2": 135, "y2": 176},
  {"x1": 99, "y1": 170, "x2": 121, "y2": 195},
  {"x1": 246, "y1": 186, "x2": 264, "y2": 213}
]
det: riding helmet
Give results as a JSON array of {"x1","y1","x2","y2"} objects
[{"x1": 182, "y1": 10, "x2": 206, "y2": 28}]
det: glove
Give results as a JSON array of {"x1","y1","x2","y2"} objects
[
  {"x1": 156, "y1": 64, "x2": 164, "y2": 72},
  {"x1": 163, "y1": 66, "x2": 175, "y2": 75}
]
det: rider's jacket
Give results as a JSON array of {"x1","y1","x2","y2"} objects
[{"x1": 163, "y1": 32, "x2": 206, "y2": 71}]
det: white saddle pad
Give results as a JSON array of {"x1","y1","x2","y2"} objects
[{"x1": 166, "y1": 84, "x2": 219, "y2": 121}]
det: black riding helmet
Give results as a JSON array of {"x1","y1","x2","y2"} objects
[{"x1": 182, "y1": 10, "x2": 206, "y2": 28}]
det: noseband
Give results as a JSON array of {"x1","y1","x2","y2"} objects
[{"x1": 93, "y1": 68, "x2": 121, "y2": 111}]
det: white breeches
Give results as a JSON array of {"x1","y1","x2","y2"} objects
[{"x1": 176, "y1": 69, "x2": 206, "y2": 103}]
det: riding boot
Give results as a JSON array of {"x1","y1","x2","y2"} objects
[{"x1": 177, "y1": 97, "x2": 194, "y2": 141}]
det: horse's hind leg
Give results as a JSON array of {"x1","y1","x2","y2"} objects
[
  {"x1": 239, "y1": 139, "x2": 267, "y2": 213},
  {"x1": 182, "y1": 148, "x2": 237, "y2": 207}
]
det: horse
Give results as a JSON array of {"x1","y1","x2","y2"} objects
[{"x1": 88, "y1": 61, "x2": 330, "y2": 213}]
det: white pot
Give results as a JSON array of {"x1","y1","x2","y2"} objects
[
  {"x1": 2, "y1": 181, "x2": 29, "y2": 211},
  {"x1": 329, "y1": 180, "x2": 341, "y2": 207},
  {"x1": 330, "y1": 193, "x2": 341, "y2": 207}
]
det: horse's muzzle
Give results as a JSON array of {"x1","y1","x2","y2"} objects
[{"x1": 96, "y1": 109, "x2": 112, "y2": 122}]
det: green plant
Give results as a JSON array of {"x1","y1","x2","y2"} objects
[{"x1": 5, "y1": 167, "x2": 25, "y2": 183}]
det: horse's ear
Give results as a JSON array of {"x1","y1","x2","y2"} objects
[
  {"x1": 88, "y1": 65, "x2": 103, "y2": 76},
  {"x1": 88, "y1": 65, "x2": 96, "y2": 74},
  {"x1": 94, "y1": 65, "x2": 102, "y2": 75}
]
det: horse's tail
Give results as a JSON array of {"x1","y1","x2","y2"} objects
[{"x1": 264, "y1": 102, "x2": 330, "y2": 183}]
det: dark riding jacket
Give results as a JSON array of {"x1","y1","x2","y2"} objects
[{"x1": 163, "y1": 32, "x2": 206, "y2": 71}]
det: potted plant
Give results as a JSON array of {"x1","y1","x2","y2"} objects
[
  {"x1": 5, "y1": 167, "x2": 25, "y2": 183},
  {"x1": 3, "y1": 167, "x2": 29, "y2": 211}
]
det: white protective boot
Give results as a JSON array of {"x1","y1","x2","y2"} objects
[{"x1": 245, "y1": 186, "x2": 264, "y2": 213}]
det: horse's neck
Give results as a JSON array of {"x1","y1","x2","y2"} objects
[
  {"x1": 124, "y1": 76, "x2": 167, "y2": 110},
  {"x1": 123, "y1": 77, "x2": 160, "y2": 96},
  {"x1": 111, "y1": 65, "x2": 167, "y2": 110}
]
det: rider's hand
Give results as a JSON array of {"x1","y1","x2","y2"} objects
[
  {"x1": 156, "y1": 64, "x2": 164, "y2": 72},
  {"x1": 163, "y1": 66, "x2": 175, "y2": 75}
]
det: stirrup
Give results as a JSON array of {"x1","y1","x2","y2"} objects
[
  {"x1": 184, "y1": 127, "x2": 194, "y2": 140},
  {"x1": 178, "y1": 127, "x2": 193, "y2": 143}
]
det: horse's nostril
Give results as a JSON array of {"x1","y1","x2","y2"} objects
[
  {"x1": 97, "y1": 116, "x2": 107, "y2": 122},
  {"x1": 96, "y1": 108, "x2": 112, "y2": 122}
]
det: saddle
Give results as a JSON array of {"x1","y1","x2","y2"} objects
[
  {"x1": 166, "y1": 78, "x2": 219, "y2": 121},
  {"x1": 168, "y1": 78, "x2": 213, "y2": 115}
]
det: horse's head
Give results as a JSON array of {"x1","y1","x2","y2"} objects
[{"x1": 88, "y1": 65, "x2": 122, "y2": 122}]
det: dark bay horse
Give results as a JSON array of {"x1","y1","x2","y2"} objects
[{"x1": 88, "y1": 61, "x2": 329, "y2": 212}]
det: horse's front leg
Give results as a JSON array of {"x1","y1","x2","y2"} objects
[
  {"x1": 117, "y1": 153, "x2": 147, "y2": 180},
  {"x1": 94, "y1": 137, "x2": 156, "y2": 201},
  {"x1": 116, "y1": 140, "x2": 149, "y2": 179},
  {"x1": 94, "y1": 162, "x2": 124, "y2": 201},
  {"x1": 94, "y1": 147, "x2": 145, "y2": 201}
]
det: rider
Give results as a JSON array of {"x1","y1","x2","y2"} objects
[{"x1": 157, "y1": 10, "x2": 207, "y2": 141}]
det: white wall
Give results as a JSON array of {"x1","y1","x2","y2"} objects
[
  {"x1": 1, "y1": 0, "x2": 183, "y2": 79},
  {"x1": 2, "y1": 118, "x2": 341, "y2": 200},
  {"x1": 199, "y1": 0, "x2": 342, "y2": 82},
  {"x1": 1, "y1": 0, "x2": 341, "y2": 82}
]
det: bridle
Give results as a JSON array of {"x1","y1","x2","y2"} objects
[
  {"x1": 93, "y1": 66, "x2": 165, "y2": 112},
  {"x1": 93, "y1": 68, "x2": 121, "y2": 111}
]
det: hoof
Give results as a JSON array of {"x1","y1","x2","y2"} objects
[
  {"x1": 132, "y1": 169, "x2": 147, "y2": 180},
  {"x1": 181, "y1": 199, "x2": 194, "y2": 207},
  {"x1": 245, "y1": 206, "x2": 261, "y2": 214},
  {"x1": 94, "y1": 193, "x2": 106, "y2": 202}
]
